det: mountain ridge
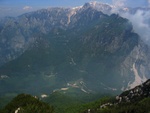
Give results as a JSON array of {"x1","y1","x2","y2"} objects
[
  {"x1": 0, "y1": 2, "x2": 150, "y2": 96},
  {"x1": 82, "y1": 79, "x2": 150, "y2": 113}
]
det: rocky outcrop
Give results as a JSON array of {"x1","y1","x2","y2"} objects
[{"x1": 116, "y1": 79, "x2": 150, "y2": 103}]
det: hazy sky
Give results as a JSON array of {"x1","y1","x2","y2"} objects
[{"x1": 0, "y1": 0, "x2": 149, "y2": 17}]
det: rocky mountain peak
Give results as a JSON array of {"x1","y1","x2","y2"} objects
[
  {"x1": 116, "y1": 79, "x2": 150, "y2": 103},
  {"x1": 82, "y1": 2, "x2": 112, "y2": 14}
]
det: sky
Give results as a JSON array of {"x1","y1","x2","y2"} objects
[{"x1": 0, "y1": 0, "x2": 149, "y2": 17}]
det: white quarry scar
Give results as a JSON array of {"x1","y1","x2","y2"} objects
[
  {"x1": 67, "y1": 10, "x2": 76, "y2": 24},
  {"x1": 128, "y1": 63, "x2": 147, "y2": 89}
]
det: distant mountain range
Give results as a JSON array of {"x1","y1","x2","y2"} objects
[{"x1": 0, "y1": 2, "x2": 150, "y2": 97}]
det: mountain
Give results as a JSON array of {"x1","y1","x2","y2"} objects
[
  {"x1": 116, "y1": 79, "x2": 150, "y2": 103},
  {"x1": 0, "y1": 8, "x2": 72, "y2": 66},
  {"x1": 1, "y1": 2, "x2": 150, "y2": 67},
  {"x1": 0, "y1": 2, "x2": 150, "y2": 97},
  {"x1": 0, "y1": 2, "x2": 150, "y2": 67},
  {"x1": 81, "y1": 2, "x2": 113, "y2": 15},
  {"x1": 81, "y1": 2, "x2": 150, "y2": 15},
  {"x1": 82, "y1": 79, "x2": 150, "y2": 113}
]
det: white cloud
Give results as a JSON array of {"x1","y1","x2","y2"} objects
[
  {"x1": 112, "y1": 0, "x2": 126, "y2": 7},
  {"x1": 120, "y1": 10, "x2": 150, "y2": 44},
  {"x1": 110, "y1": 0, "x2": 150, "y2": 44},
  {"x1": 23, "y1": 6, "x2": 32, "y2": 10},
  {"x1": 148, "y1": 0, "x2": 150, "y2": 7}
]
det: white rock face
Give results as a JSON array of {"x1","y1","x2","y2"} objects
[
  {"x1": 0, "y1": 75, "x2": 9, "y2": 79},
  {"x1": 41, "y1": 94, "x2": 48, "y2": 98},
  {"x1": 128, "y1": 63, "x2": 147, "y2": 89},
  {"x1": 61, "y1": 88, "x2": 69, "y2": 91},
  {"x1": 15, "y1": 108, "x2": 20, "y2": 113},
  {"x1": 67, "y1": 10, "x2": 76, "y2": 24},
  {"x1": 88, "y1": 1, "x2": 113, "y2": 15},
  {"x1": 67, "y1": 6, "x2": 82, "y2": 24}
]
